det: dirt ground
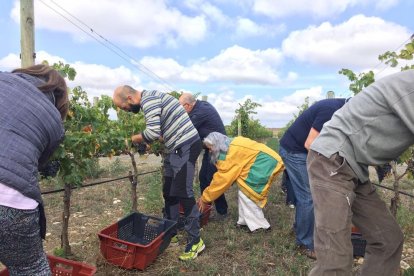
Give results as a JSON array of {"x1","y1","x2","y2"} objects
[{"x1": 2, "y1": 155, "x2": 414, "y2": 275}]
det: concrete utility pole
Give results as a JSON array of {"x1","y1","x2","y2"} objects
[{"x1": 20, "y1": 0, "x2": 35, "y2": 67}]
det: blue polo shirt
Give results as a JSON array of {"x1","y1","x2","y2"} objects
[
  {"x1": 280, "y1": 98, "x2": 347, "y2": 153},
  {"x1": 188, "y1": 100, "x2": 226, "y2": 140}
]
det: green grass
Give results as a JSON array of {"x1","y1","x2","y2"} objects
[
  {"x1": 398, "y1": 205, "x2": 414, "y2": 233},
  {"x1": 141, "y1": 172, "x2": 163, "y2": 214},
  {"x1": 36, "y1": 157, "x2": 414, "y2": 275}
]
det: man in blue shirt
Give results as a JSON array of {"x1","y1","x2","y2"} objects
[
  {"x1": 279, "y1": 98, "x2": 348, "y2": 259},
  {"x1": 179, "y1": 93, "x2": 228, "y2": 218}
]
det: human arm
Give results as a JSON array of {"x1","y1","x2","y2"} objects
[
  {"x1": 304, "y1": 127, "x2": 320, "y2": 150},
  {"x1": 131, "y1": 133, "x2": 144, "y2": 144},
  {"x1": 200, "y1": 159, "x2": 241, "y2": 204}
]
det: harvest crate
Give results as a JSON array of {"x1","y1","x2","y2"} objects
[
  {"x1": 351, "y1": 226, "x2": 367, "y2": 257},
  {"x1": 0, "y1": 255, "x2": 96, "y2": 276},
  {"x1": 98, "y1": 212, "x2": 176, "y2": 270}
]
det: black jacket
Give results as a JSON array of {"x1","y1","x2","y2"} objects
[{"x1": 188, "y1": 100, "x2": 226, "y2": 140}]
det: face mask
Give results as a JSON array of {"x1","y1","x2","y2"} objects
[{"x1": 129, "y1": 103, "x2": 141, "y2": 113}]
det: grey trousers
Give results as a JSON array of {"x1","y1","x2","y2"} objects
[
  {"x1": 307, "y1": 151, "x2": 403, "y2": 276},
  {"x1": 163, "y1": 139, "x2": 202, "y2": 246}
]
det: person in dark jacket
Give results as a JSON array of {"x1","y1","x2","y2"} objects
[
  {"x1": 0, "y1": 64, "x2": 69, "y2": 275},
  {"x1": 179, "y1": 93, "x2": 228, "y2": 219},
  {"x1": 279, "y1": 98, "x2": 348, "y2": 260}
]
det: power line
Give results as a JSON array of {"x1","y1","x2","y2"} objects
[
  {"x1": 38, "y1": 0, "x2": 177, "y2": 93},
  {"x1": 373, "y1": 35, "x2": 414, "y2": 78}
]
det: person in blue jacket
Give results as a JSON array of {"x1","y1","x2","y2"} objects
[
  {"x1": 279, "y1": 98, "x2": 348, "y2": 259},
  {"x1": 0, "y1": 64, "x2": 69, "y2": 275},
  {"x1": 179, "y1": 93, "x2": 228, "y2": 219}
]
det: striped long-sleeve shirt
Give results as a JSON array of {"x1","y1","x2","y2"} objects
[{"x1": 141, "y1": 90, "x2": 199, "y2": 152}]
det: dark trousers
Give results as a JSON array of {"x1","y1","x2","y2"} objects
[
  {"x1": 199, "y1": 150, "x2": 228, "y2": 215},
  {"x1": 163, "y1": 139, "x2": 202, "y2": 245}
]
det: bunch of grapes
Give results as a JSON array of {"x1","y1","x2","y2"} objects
[
  {"x1": 375, "y1": 163, "x2": 392, "y2": 183},
  {"x1": 133, "y1": 142, "x2": 148, "y2": 155},
  {"x1": 39, "y1": 160, "x2": 60, "y2": 178}
]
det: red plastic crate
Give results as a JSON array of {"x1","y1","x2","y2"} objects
[
  {"x1": 177, "y1": 203, "x2": 212, "y2": 229},
  {"x1": 98, "y1": 212, "x2": 176, "y2": 270},
  {"x1": 0, "y1": 255, "x2": 96, "y2": 276}
]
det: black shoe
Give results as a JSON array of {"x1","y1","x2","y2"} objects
[
  {"x1": 234, "y1": 223, "x2": 249, "y2": 231},
  {"x1": 249, "y1": 227, "x2": 272, "y2": 234},
  {"x1": 296, "y1": 245, "x2": 316, "y2": 260}
]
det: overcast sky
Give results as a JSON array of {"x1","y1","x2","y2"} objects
[{"x1": 0, "y1": 0, "x2": 412, "y2": 127}]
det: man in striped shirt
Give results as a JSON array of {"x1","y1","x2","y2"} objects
[{"x1": 113, "y1": 86, "x2": 205, "y2": 261}]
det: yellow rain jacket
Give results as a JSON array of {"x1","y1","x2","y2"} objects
[{"x1": 201, "y1": 136, "x2": 284, "y2": 208}]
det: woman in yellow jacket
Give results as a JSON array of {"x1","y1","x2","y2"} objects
[{"x1": 198, "y1": 132, "x2": 284, "y2": 232}]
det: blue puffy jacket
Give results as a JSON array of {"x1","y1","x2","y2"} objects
[{"x1": 0, "y1": 71, "x2": 64, "y2": 238}]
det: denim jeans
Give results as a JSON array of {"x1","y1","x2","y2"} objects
[
  {"x1": 279, "y1": 146, "x2": 314, "y2": 250},
  {"x1": 199, "y1": 150, "x2": 228, "y2": 215},
  {"x1": 282, "y1": 170, "x2": 296, "y2": 206},
  {"x1": 307, "y1": 151, "x2": 403, "y2": 276}
]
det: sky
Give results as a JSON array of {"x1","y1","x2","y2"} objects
[{"x1": 0, "y1": 0, "x2": 413, "y2": 127}]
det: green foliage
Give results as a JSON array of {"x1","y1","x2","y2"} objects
[
  {"x1": 404, "y1": 268, "x2": 414, "y2": 276},
  {"x1": 227, "y1": 99, "x2": 272, "y2": 139},
  {"x1": 338, "y1": 69, "x2": 375, "y2": 95},
  {"x1": 53, "y1": 247, "x2": 65, "y2": 257},
  {"x1": 106, "y1": 157, "x2": 129, "y2": 177},
  {"x1": 52, "y1": 61, "x2": 77, "y2": 80},
  {"x1": 41, "y1": 60, "x2": 77, "y2": 81},
  {"x1": 83, "y1": 159, "x2": 104, "y2": 179},
  {"x1": 338, "y1": 39, "x2": 414, "y2": 216},
  {"x1": 47, "y1": 62, "x2": 147, "y2": 186},
  {"x1": 169, "y1": 90, "x2": 182, "y2": 99},
  {"x1": 379, "y1": 40, "x2": 414, "y2": 71},
  {"x1": 266, "y1": 137, "x2": 280, "y2": 152}
]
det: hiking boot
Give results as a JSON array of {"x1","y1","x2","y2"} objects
[
  {"x1": 297, "y1": 245, "x2": 316, "y2": 260},
  {"x1": 305, "y1": 250, "x2": 317, "y2": 260},
  {"x1": 178, "y1": 238, "x2": 205, "y2": 261}
]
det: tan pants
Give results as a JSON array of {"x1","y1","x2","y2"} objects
[{"x1": 307, "y1": 151, "x2": 403, "y2": 276}]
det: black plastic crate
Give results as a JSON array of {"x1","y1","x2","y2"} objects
[
  {"x1": 351, "y1": 233, "x2": 367, "y2": 257},
  {"x1": 117, "y1": 213, "x2": 177, "y2": 254}
]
